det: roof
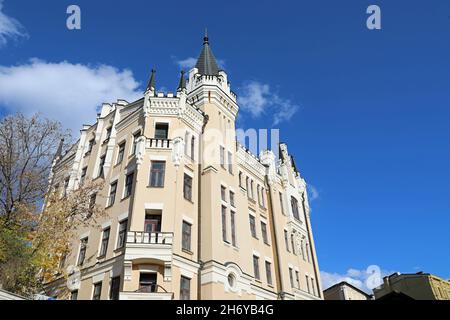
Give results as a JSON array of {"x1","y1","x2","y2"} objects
[
  {"x1": 195, "y1": 32, "x2": 220, "y2": 75},
  {"x1": 324, "y1": 281, "x2": 373, "y2": 298}
]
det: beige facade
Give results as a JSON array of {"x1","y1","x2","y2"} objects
[
  {"x1": 323, "y1": 281, "x2": 371, "y2": 300},
  {"x1": 374, "y1": 272, "x2": 450, "y2": 300},
  {"x1": 45, "y1": 34, "x2": 322, "y2": 300}
]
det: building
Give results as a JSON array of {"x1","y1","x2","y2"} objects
[
  {"x1": 45, "y1": 33, "x2": 322, "y2": 300},
  {"x1": 373, "y1": 272, "x2": 450, "y2": 300},
  {"x1": 323, "y1": 281, "x2": 372, "y2": 300}
]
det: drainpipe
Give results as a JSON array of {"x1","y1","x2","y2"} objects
[{"x1": 197, "y1": 114, "x2": 209, "y2": 300}]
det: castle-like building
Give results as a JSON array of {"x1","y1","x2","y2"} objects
[{"x1": 47, "y1": 34, "x2": 322, "y2": 300}]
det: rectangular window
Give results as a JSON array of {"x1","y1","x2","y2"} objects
[
  {"x1": 124, "y1": 172, "x2": 134, "y2": 198},
  {"x1": 265, "y1": 261, "x2": 273, "y2": 286},
  {"x1": 230, "y1": 211, "x2": 236, "y2": 247},
  {"x1": 77, "y1": 237, "x2": 88, "y2": 266},
  {"x1": 63, "y1": 178, "x2": 69, "y2": 196},
  {"x1": 150, "y1": 161, "x2": 165, "y2": 187},
  {"x1": 87, "y1": 139, "x2": 94, "y2": 153},
  {"x1": 291, "y1": 234, "x2": 297, "y2": 255},
  {"x1": 70, "y1": 290, "x2": 78, "y2": 300},
  {"x1": 227, "y1": 151, "x2": 233, "y2": 174},
  {"x1": 257, "y1": 186, "x2": 261, "y2": 206},
  {"x1": 89, "y1": 193, "x2": 97, "y2": 211},
  {"x1": 117, "y1": 219, "x2": 128, "y2": 249},
  {"x1": 295, "y1": 271, "x2": 300, "y2": 289},
  {"x1": 117, "y1": 142, "x2": 125, "y2": 164},
  {"x1": 284, "y1": 230, "x2": 290, "y2": 252},
  {"x1": 261, "y1": 222, "x2": 269, "y2": 245},
  {"x1": 279, "y1": 192, "x2": 285, "y2": 215},
  {"x1": 180, "y1": 276, "x2": 191, "y2": 300},
  {"x1": 92, "y1": 282, "x2": 102, "y2": 300},
  {"x1": 261, "y1": 188, "x2": 265, "y2": 208},
  {"x1": 98, "y1": 155, "x2": 106, "y2": 177},
  {"x1": 229, "y1": 191, "x2": 235, "y2": 207},
  {"x1": 306, "y1": 275, "x2": 310, "y2": 293},
  {"x1": 80, "y1": 167, "x2": 87, "y2": 185},
  {"x1": 221, "y1": 206, "x2": 227, "y2": 242},
  {"x1": 253, "y1": 255, "x2": 260, "y2": 280},
  {"x1": 220, "y1": 146, "x2": 225, "y2": 168},
  {"x1": 110, "y1": 276, "x2": 120, "y2": 300},
  {"x1": 139, "y1": 273, "x2": 157, "y2": 293},
  {"x1": 132, "y1": 132, "x2": 140, "y2": 155},
  {"x1": 105, "y1": 127, "x2": 112, "y2": 141},
  {"x1": 182, "y1": 221, "x2": 192, "y2": 252},
  {"x1": 155, "y1": 123, "x2": 169, "y2": 139},
  {"x1": 183, "y1": 174, "x2": 192, "y2": 201},
  {"x1": 221, "y1": 186, "x2": 227, "y2": 202},
  {"x1": 190, "y1": 136, "x2": 195, "y2": 160},
  {"x1": 311, "y1": 278, "x2": 315, "y2": 296},
  {"x1": 108, "y1": 181, "x2": 117, "y2": 207},
  {"x1": 291, "y1": 196, "x2": 300, "y2": 220},
  {"x1": 289, "y1": 268, "x2": 294, "y2": 288},
  {"x1": 249, "y1": 215, "x2": 257, "y2": 238},
  {"x1": 99, "y1": 227, "x2": 110, "y2": 257}
]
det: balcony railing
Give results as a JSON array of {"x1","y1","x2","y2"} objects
[
  {"x1": 126, "y1": 231, "x2": 173, "y2": 245},
  {"x1": 147, "y1": 138, "x2": 171, "y2": 149},
  {"x1": 135, "y1": 284, "x2": 169, "y2": 294}
]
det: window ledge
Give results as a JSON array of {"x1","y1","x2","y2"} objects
[{"x1": 182, "y1": 249, "x2": 194, "y2": 255}]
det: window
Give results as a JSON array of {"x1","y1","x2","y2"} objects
[
  {"x1": 117, "y1": 219, "x2": 128, "y2": 249},
  {"x1": 238, "y1": 172, "x2": 243, "y2": 187},
  {"x1": 183, "y1": 174, "x2": 192, "y2": 201},
  {"x1": 98, "y1": 155, "x2": 106, "y2": 177},
  {"x1": 132, "y1": 132, "x2": 141, "y2": 155},
  {"x1": 229, "y1": 191, "x2": 235, "y2": 207},
  {"x1": 184, "y1": 132, "x2": 189, "y2": 155},
  {"x1": 228, "y1": 151, "x2": 233, "y2": 174},
  {"x1": 306, "y1": 275, "x2": 310, "y2": 293},
  {"x1": 87, "y1": 139, "x2": 94, "y2": 153},
  {"x1": 246, "y1": 177, "x2": 250, "y2": 197},
  {"x1": 110, "y1": 276, "x2": 120, "y2": 300},
  {"x1": 155, "y1": 123, "x2": 169, "y2": 139},
  {"x1": 291, "y1": 234, "x2": 296, "y2": 255},
  {"x1": 145, "y1": 214, "x2": 161, "y2": 233},
  {"x1": 221, "y1": 186, "x2": 227, "y2": 202},
  {"x1": 311, "y1": 278, "x2": 315, "y2": 296},
  {"x1": 306, "y1": 243, "x2": 311, "y2": 263},
  {"x1": 253, "y1": 255, "x2": 260, "y2": 280},
  {"x1": 190, "y1": 136, "x2": 195, "y2": 160},
  {"x1": 150, "y1": 161, "x2": 165, "y2": 187},
  {"x1": 220, "y1": 146, "x2": 225, "y2": 168},
  {"x1": 230, "y1": 211, "x2": 236, "y2": 247},
  {"x1": 291, "y1": 196, "x2": 300, "y2": 220},
  {"x1": 117, "y1": 142, "x2": 125, "y2": 164},
  {"x1": 93, "y1": 282, "x2": 102, "y2": 300},
  {"x1": 279, "y1": 192, "x2": 285, "y2": 215},
  {"x1": 99, "y1": 227, "x2": 110, "y2": 257},
  {"x1": 88, "y1": 193, "x2": 96, "y2": 214},
  {"x1": 124, "y1": 172, "x2": 134, "y2": 198},
  {"x1": 139, "y1": 273, "x2": 157, "y2": 293},
  {"x1": 105, "y1": 127, "x2": 112, "y2": 141},
  {"x1": 249, "y1": 215, "x2": 257, "y2": 238},
  {"x1": 284, "y1": 230, "x2": 290, "y2": 252},
  {"x1": 180, "y1": 276, "x2": 191, "y2": 300},
  {"x1": 77, "y1": 237, "x2": 88, "y2": 266},
  {"x1": 295, "y1": 271, "x2": 300, "y2": 289},
  {"x1": 63, "y1": 178, "x2": 69, "y2": 196},
  {"x1": 182, "y1": 221, "x2": 192, "y2": 252},
  {"x1": 257, "y1": 186, "x2": 261, "y2": 206},
  {"x1": 250, "y1": 180, "x2": 254, "y2": 200},
  {"x1": 70, "y1": 290, "x2": 78, "y2": 300},
  {"x1": 221, "y1": 206, "x2": 227, "y2": 242},
  {"x1": 80, "y1": 167, "x2": 87, "y2": 185},
  {"x1": 108, "y1": 181, "x2": 117, "y2": 207},
  {"x1": 289, "y1": 268, "x2": 294, "y2": 288},
  {"x1": 261, "y1": 222, "x2": 269, "y2": 245},
  {"x1": 265, "y1": 261, "x2": 273, "y2": 286},
  {"x1": 261, "y1": 188, "x2": 265, "y2": 208}
]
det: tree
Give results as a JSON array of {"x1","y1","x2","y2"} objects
[{"x1": 0, "y1": 113, "x2": 106, "y2": 297}]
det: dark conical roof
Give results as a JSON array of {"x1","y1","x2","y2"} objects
[
  {"x1": 177, "y1": 70, "x2": 186, "y2": 91},
  {"x1": 146, "y1": 69, "x2": 156, "y2": 91},
  {"x1": 195, "y1": 31, "x2": 220, "y2": 75}
]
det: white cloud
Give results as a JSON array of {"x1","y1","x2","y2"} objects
[
  {"x1": 0, "y1": 0, "x2": 27, "y2": 47},
  {"x1": 0, "y1": 59, "x2": 142, "y2": 134},
  {"x1": 238, "y1": 81, "x2": 300, "y2": 125},
  {"x1": 321, "y1": 265, "x2": 395, "y2": 294},
  {"x1": 308, "y1": 185, "x2": 320, "y2": 202}
]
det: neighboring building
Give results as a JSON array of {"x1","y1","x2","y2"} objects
[
  {"x1": 323, "y1": 281, "x2": 372, "y2": 300},
  {"x1": 45, "y1": 33, "x2": 322, "y2": 300},
  {"x1": 373, "y1": 272, "x2": 450, "y2": 300},
  {"x1": 0, "y1": 289, "x2": 26, "y2": 300}
]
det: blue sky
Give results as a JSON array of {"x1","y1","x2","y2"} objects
[{"x1": 1, "y1": 0, "x2": 449, "y2": 291}]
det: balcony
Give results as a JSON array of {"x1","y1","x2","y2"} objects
[
  {"x1": 147, "y1": 138, "x2": 172, "y2": 149},
  {"x1": 124, "y1": 231, "x2": 173, "y2": 282},
  {"x1": 120, "y1": 285, "x2": 173, "y2": 300}
]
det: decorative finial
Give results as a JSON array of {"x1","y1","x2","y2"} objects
[
  {"x1": 177, "y1": 70, "x2": 186, "y2": 91},
  {"x1": 203, "y1": 28, "x2": 209, "y2": 44}
]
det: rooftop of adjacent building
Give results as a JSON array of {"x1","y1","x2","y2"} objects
[{"x1": 323, "y1": 281, "x2": 373, "y2": 299}]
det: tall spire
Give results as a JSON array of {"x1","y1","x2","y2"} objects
[
  {"x1": 177, "y1": 70, "x2": 186, "y2": 91},
  {"x1": 195, "y1": 30, "x2": 220, "y2": 75},
  {"x1": 53, "y1": 138, "x2": 64, "y2": 161},
  {"x1": 146, "y1": 69, "x2": 156, "y2": 92}
]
